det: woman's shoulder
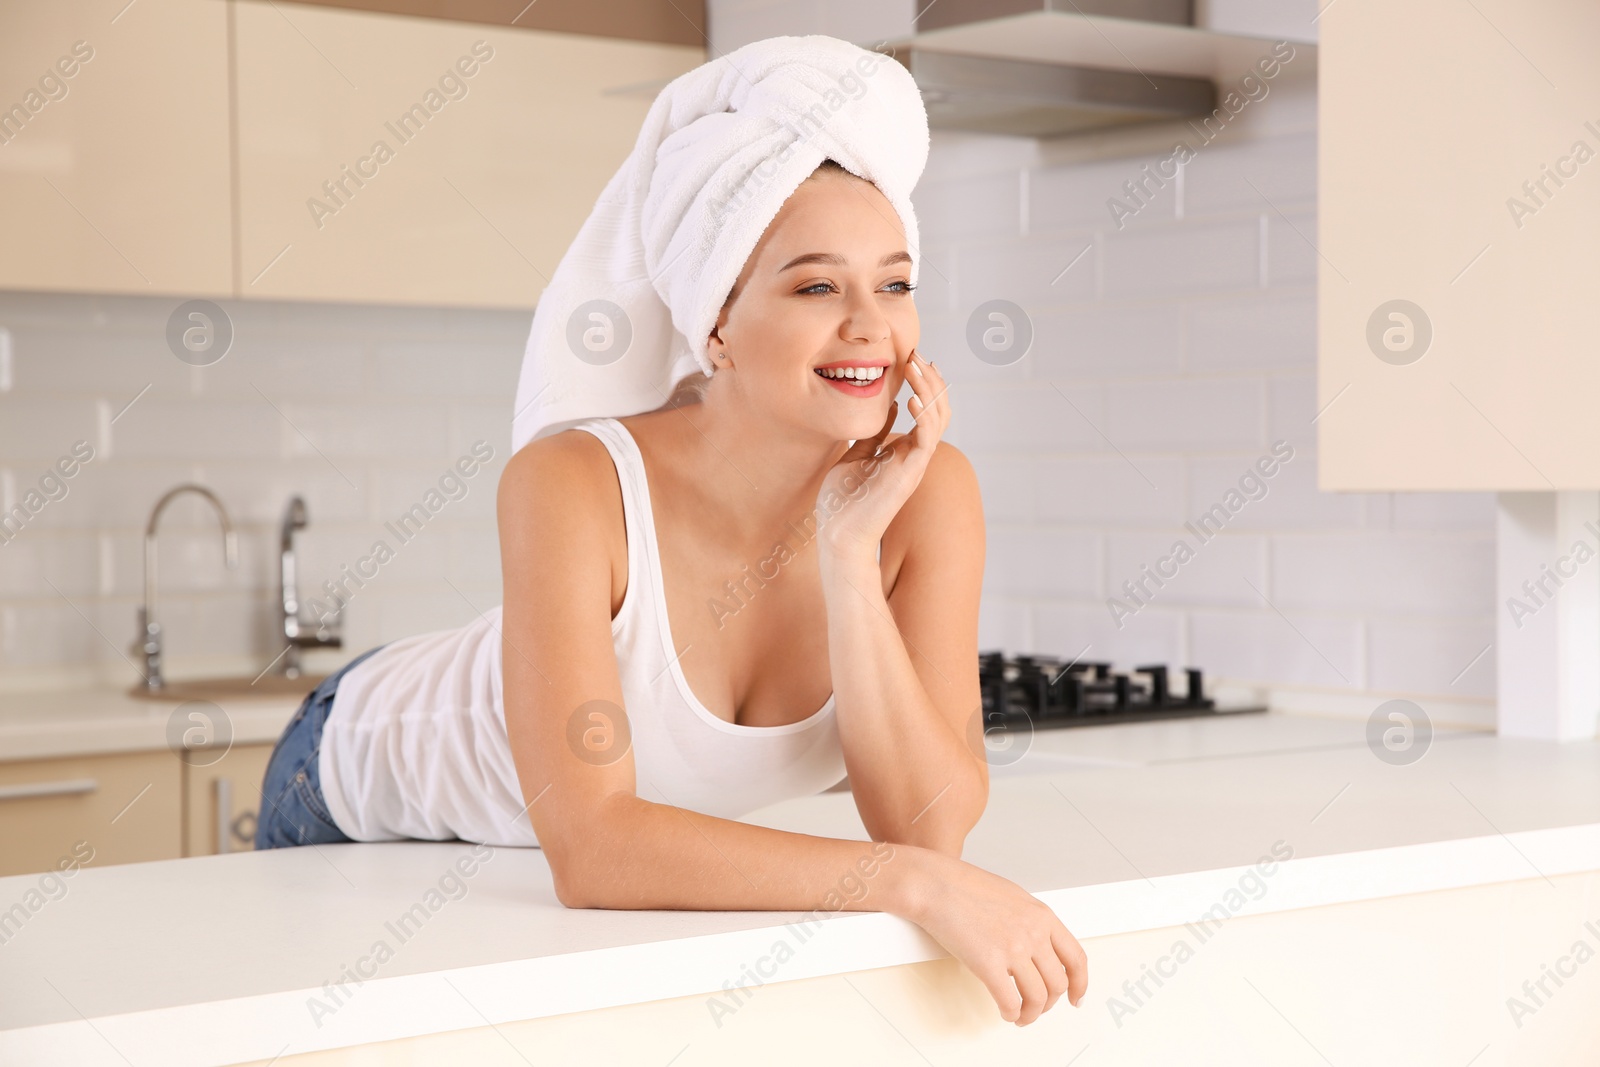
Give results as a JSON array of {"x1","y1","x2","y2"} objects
[
  {"x1": 498, "y1": 426, "x2": 627, "y2": 533},
  {"x1": 877, "y1": 434, "x2": 983, "y2": 578},
  {"x1": 880, "y1": 434, "x2": 979, "y2": 500}
]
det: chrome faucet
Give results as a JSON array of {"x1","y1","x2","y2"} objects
[
  {"x1": 138, "y1": 484, "x2": 238, "y2": 692},
  {"x1": 279, "y1": 494, "x2": 342, "y2": 678}
]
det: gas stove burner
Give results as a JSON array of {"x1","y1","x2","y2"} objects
[{"x1": 978, "y1": 652, "x2": 1266, "y2": 729}]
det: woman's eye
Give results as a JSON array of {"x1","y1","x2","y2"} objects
[{"x1": 798, "y1": 280, "x2": 917, "y2": 296}]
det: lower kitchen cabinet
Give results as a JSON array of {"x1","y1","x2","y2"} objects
[
  {"x1": 0, "y1": 742, "x2": 279, "y2": 877},
  {"x1": 183, "y1": 743, "x2": 276, "y2": 857},
  {"x1": 0, "y1": 751, "x2": 182, "y2": 877}
]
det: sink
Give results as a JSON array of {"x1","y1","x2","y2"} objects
[{"x1": 127, "y1": 673, "x2": 329, "y2": 703}]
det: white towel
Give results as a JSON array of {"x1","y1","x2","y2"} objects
[{"x1": 510, "y1": 34, "x2": 929, "y2": 452}]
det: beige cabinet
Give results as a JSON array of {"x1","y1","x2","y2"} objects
[
  {"x1": 1318, "y1": 0, "x2": 1600, "y2": 490},
  {"x1": 183, "y1": 742, "x2": 276, "y2": 856},
  {"x1": 0, "y1": 0, "x2": 232, "y2": 296},
  {"x1": 232, "y1": 1, "x2": 703, "y2": 307},
  {"x1": 0, "y1": 751, "x2": 182, "y2": 877}
]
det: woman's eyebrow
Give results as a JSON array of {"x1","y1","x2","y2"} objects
[{"x1": 778, "y1": 250, "x2": 912, "y2": 272}]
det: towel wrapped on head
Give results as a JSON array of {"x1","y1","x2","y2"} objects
[{"x1": 510, "y1": 34, "x2": 931, "y2": 452}]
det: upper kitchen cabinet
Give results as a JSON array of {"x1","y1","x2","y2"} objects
[
  {"x1": 0, "y1": 0, "x2": 233, "y2": 297},
  {"x1": 1318, "y1": 0, "x2": 1600, "y2": 490},
  {"x1": 232, "y1": 1, "x2": 704, "y2": 308}
]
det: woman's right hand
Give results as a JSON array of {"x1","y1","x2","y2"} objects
[{"x1": 895, "y1": 849, "x2": 1088, "y2": 1026}]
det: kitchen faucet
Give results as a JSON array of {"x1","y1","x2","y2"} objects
[
  {"x1": 138, "y1": 484, "x2": 238, "y2": 692},
  {"x1": 279, "y1": 494, "x2": 342, "y2": 678}
]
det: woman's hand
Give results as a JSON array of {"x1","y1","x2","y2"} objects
[
  {"x1": 898, "y1": 848, "x2": 1088, "y2": 1025},
  {"x1": 814, "y1": 350, "x2": 950, "y2": 562}
]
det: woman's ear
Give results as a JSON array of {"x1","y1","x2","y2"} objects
[{"x1": 707, "y1": 316, "x2": 731, "y2": 366}]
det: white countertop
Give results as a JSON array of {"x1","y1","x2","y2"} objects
[
  {"x1": 3, "y1": 711, "x2": 1597, "y2": 1066},
  {"x1": 0, "y1": 686, "x2": 306, "y2": 762}
]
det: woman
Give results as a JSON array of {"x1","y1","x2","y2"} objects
[{"x1": 256, "y1": 35, "x2": 1087, "y2": 1027}]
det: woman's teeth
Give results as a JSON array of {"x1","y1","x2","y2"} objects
[{"x1": 814, "y1": 366, "x2": 884, "y2": 385}]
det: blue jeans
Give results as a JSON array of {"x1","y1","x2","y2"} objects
[{"x1": 254, "y1": 645, "x2": 386, "y2": 849}]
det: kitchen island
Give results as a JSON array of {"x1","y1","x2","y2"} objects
[{"x1": 2, "y1": 711, "x2": 1598, "y2": 1066}]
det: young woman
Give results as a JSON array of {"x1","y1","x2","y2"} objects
[{"x1": 256, "y1": 92, "x2": 1088, "y2": 1037}]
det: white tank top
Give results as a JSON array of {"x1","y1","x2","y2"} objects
[{"x1": 318, "y1": 416, "x2": 848, "y2": 846}]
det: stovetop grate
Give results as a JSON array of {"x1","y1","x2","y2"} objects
[{"x1": 979, "y1": 651, "x2": 1267, "y2": 729}]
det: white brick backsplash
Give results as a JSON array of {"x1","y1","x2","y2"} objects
[
  {"x1": 1181, "y1": 130, "x2": 1317, "y2": 217},
  {"x1": 1271, "y1": 534, "x2": 1496, "y2": 615},
  {"x1": 0, "y1": 293, "x2": 514, "y2": 686},
  {"x1": 977, "y1": 594, "x2": 1032, "y2": 656},
  {"x1": 965, "y1": 452, "x2": 1039, "y2": 523},
  {"x1": 1104, "y1": 377, "x2": 1264, "y2": 451},
  {"x1": 277, "y1": 403, "x2": 450, "y2": 461},
  {"x1": 986, "y1": 527, "x2": 1100, "y2": 599},
  {"x1": 449, "y1": 526, "x2": 505, "y2": 590},
  {"x1": 1186, "y1": 293, "x2": 1314, "y2": 371},
  {"x1": 1034, "y1": 456, "x2": 1189, "y2": 526},
  {"x1": 911, "y1": 243, "x2": 956, "y2": 314},
  {"x1": 1267, "y1": 374, "x2": 1316, "y2": 447},
  {"x1": 911, "y1": 172, "x2": 1020, "y2": 241},
  {"x1": 1033, "y1": 601, "x2": 1184, "y2": 668},
  {"x1": 1101, "y1": 218, "x2": 1261, "y2": 299},
  {"x1": 448, "y1": 403, "x2": 514, "y2": 461},
  {"x1": 201, "y1": 461, "x2": 372, "y2": 526},
  {"x1": 373, "y1": 463, "x2": 499, "y2": 525},
  {"x1": 112, "y1": 401, "x2": 283, "y2": 460},
  {"x1": 200, "y1": 338, "x2": 369, "y2": 398},
  {"x1": 1389, "y1": 491, "x2": 1497, "y2": 531},
  {"x1": 1032, "y1": 303, "x2": 1184, "y2": 379},
  {"x1": 6, "y1": 327, "x2": 192, "y2": 398},
  {"x1": 1107, "y1": 532, "x2": 1267, "y2": 609},
  {"x1": 1366, "y1": 617, "x2": 1495, "y2": 700},
  {"x1": 0, "y1": 532, "x2": 100, "y2": 599},
  {"x1": 104, "y1": 527, "x2": 263, "y2": 599},
  {"x1": 953, "y1": 383, "x2": 1105, "y2": 454},
  {"x1": 1, "y1": 601, "x2": 103, "y2": 669},
  {"x1": 0, "y1": 399, "x2": 101, "y2": 459},
  {"x1": 1266, "y1": 209, "x2": 1318, "y2": 286},
  {"x1": 1031, "y1": 153, "x2": 1181, "y2": 233},
  {"x1": 1188, "y1": 608, "x2": 1362, "y2": 689},
  {"x1": 912, "y1": 312, "x2": 1026, "y2": 388},
  {"x1": 955, "y1": 233, "x2": 1096, "y2": 311},
  {"x1": 373, "y1": 339, "x2": 521, "y2": 398},
  {"x1": 1186, "y1": 452, "x2": 1367, "y2": 531}
]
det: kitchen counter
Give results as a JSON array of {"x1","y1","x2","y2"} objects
[
  {"x1": 0, "y1": 686, "x2": 307, "y2": 762},
  {"x1": 0, "y1": 682, "x2": 1477, "y2": 766},
  {"x1": 2, "y1": 711, "x2": 1596, "y2": 1065}
]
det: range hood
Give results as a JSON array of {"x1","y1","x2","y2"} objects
[
  {"x1": 888, "y1": 47, "x2": 1215, "y2": 139},
  {"x1": 880, "y1": 0, "x2": 1315, "y2": 138}
]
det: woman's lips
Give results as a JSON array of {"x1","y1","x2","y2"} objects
[{"x1": 814, "y1": 370, "x2": 888, "y2": 398}]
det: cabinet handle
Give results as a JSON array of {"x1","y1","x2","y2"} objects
[{"x1": 0, "y1": 778, "x2": 99, "y2": 801}]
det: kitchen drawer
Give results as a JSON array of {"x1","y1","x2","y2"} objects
[
  {"x1": 183, "y1": 743, "x2": 276, "y2": 857},
  {"x1": 0, "y1": 750, "x2": 182, "y2": 877}
]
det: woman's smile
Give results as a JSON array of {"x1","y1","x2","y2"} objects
[{"x1": 813, "y1": 359, "x2": 892, "y2": 398}]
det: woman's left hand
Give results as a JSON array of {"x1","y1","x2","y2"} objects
[{"x1": 814, "y1": 349, "x2": 950, "y2": 563}]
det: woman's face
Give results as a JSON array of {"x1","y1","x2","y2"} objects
[{"x1": 708, "y1": 168, "x2": 919, "y2": 442}]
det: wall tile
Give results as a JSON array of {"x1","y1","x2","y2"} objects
[{"x1": 1102, "y1": 218, "x2": 1261, "y2": 299}]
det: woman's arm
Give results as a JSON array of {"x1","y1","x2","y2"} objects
[
  {"x1": 496, "y1": 433, "x2": 932, "y2": 914},
  {"x1": 820, "y1": 437, "x2": 988, "y2": 858},
  {"x1": 497, "y1": 410, "x2": 1085, "y2": 1023}
]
